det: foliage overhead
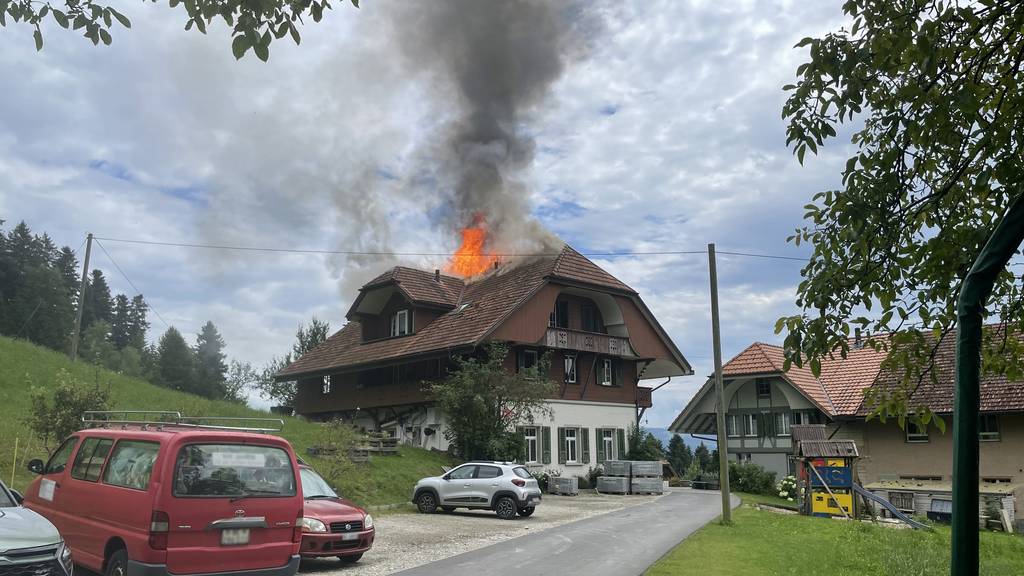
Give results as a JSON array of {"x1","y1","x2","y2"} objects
[
  {"x1": 429, "y1": 342, "x2": 556, "y2": 461},
  {"x1": 779, "y1": 0, "x2": 1024, "y2": 427},
  {"x1": 1, "y1": 0, "x2": 360, "y2": 61}
]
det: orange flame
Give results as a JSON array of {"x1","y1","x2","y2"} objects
[{"x1": 446, "y1": 214, "x2": 499, "y2": 277}]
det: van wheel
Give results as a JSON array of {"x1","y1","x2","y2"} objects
[
  {"x1": 338, "y1": 553, "x2": 363, "y2": 563},
  {"x1": 416, "y1": 492, "x2": 438, "y2": 513},
  {"x1": 494, "y1": 496, "x2": 517, "y2": 520},
  {"x1": 106, "y1": 549, "x2": 128, "y2": 576}
]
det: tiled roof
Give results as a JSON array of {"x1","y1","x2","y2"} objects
[
  {"x1": 721, "y1": 343, "x2": 839, "y2": 415},
  {"x1": 277, "y1": 245, "x2": 663, "y2": 379}
]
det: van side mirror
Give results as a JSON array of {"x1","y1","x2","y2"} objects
[
  {"x1": 27, "y1": 459, "x2": 44, "y2": 475},
  {"x1": 10, "y1": 489, "x2": 24, "y2": 505}
]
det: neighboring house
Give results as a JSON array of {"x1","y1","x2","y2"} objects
[
  {"x1": 669, "y1": 333, "x2": 1024, "y2": 522},
  {"x1": 277, "y1": 246, "x2": 692, "y2": 476}
]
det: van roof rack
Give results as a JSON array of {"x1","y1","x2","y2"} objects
[{"x1": 82, "y1": 411, "x2": 285, "y2": 433}]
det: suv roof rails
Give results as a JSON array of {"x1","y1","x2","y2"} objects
[{"x1": 82, "y1": 411, "x2": 285, "y2": 433}]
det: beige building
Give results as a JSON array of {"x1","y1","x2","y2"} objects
[{"x1": 670, "y1": 335, "x2": 1024, "y2": 529}]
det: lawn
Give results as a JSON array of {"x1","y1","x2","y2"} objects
[
  {"x1": 647, "y1": 496, "x2": 1024, "y2": 576},
  {"x1": 0, "y1": 336, "x2": 454, "y2": 506}
]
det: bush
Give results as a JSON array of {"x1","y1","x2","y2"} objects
[
  {"x1": 536, "y1": 468, "x2": 560, "y2": 493},
  {"x1": 727, "y1": 461, "x2": 777, "y2": 495},
  {"x1": 777, "y1": 475, "x2": 800, "y2": 502},
  {"x1": 26, "y1": 369, "x2": 110, "y2": 451},
  {"x1": 587, "y1": 465, "x2": 602, "y2": 487},
  {"x1": 577, "y1": 475, "x2": 591, "y2": 490}
]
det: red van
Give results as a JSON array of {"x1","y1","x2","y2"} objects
[{"x1": 23, "y1": 412, "x2": 303, "y2": 576}]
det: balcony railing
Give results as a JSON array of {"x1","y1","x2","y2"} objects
[
  {"x1": 636, "y1": 386, "x2": 653, "y2": 408},
  {"x1": 544, "y1": 327, "x2": 634, "y2": 357}
]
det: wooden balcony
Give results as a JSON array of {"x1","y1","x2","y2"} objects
[
  {"x1": 636, "y1": 386, "x2": 653, "y2": 408},
  {"x1": 544, "y1": 327, "x2": 634, "y2": 357}
]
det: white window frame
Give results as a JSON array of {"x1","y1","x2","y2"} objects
[
  {"x1": 600, "y1": 359, "x2": 613, "y2": 386},
  {"x1": 391, "y1": 309, "x2": 410, "y2": 337},
  {"x1": 906, "y1": 420, "x2": 929, "y2": 443},
  {"x1": 756, "y1": 379, "x2": 771, "y2": 398},
  {"x1": 321, "y1": 375, "x2": 331, "y2": 395},
  {"x1": 743, "y1": 413, "x2": 758, "y2": 437},
  {"x1": 726, "y1": 414, "x2": 740, "y2": 438},
  {"x1": 602, "y1": 429, "x2": 616, "y2": 460},
  {"x1": 564, "y1": 428, "x2": 579, "y2": 464},
  {"x1": 524, "y1": 427, "x2": 538, "y2": 464},
  {"x1": 775, "y1": 412, "x2": 790, "y2": 436},
  {"x1": 564, "y1": 355, "x2": 577, "y2": 384},
  {"x1": 519, "y1": 349, "x2": 539, "y2": 373}
]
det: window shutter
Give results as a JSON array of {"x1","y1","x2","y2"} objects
[
  {"x1": 557, "y1": 427, "x2": 566, "y2": 464},
  {"x1": 581, "y1": 428, "x2": 590, "y2": 464},
  {"x1": 616, "y1": 428, "x2": 626, "y2": 457},
  {"x1": 614, "y1": 360, "x2": 623, "y2": 386},
  {"x1": 596, "y1": 428, "x2": 606, "y2": 463},
  {"x1": 542, "y1": 426, "x2": 552, "y2": 464}
]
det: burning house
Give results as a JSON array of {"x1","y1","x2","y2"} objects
[{"x1": 276, "y1": 241, "x2": 691, "y2": 474}]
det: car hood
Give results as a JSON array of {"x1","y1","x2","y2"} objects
[
  {"x1": 302, "y1": 498, "x2": 366, "y2": 521},
  {"x1": 0, "y1": 507, "x2": 61, "y2": 552}
]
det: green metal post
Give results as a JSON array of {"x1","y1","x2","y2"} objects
[{"x1": 952, "y1": 192, "x2": 1024, "y2": 576}]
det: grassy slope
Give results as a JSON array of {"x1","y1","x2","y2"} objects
[
  {"x1": 0, "y1": 336, "x2": 453, "y2": 505},
  {"x1": 647, "y1": 497, "x2": 1024, "y2": 576}
]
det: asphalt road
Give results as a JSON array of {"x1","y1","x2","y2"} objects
[{"x1": 395, "y1": 489, "x2": 739, "y2": 576}]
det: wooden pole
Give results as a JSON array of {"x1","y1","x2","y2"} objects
[
  {"x1": 709, "y1": 243, "x2": 731, "y2": 523},
  {"x1": 69, "y1": 233, "x2": 93, "y2": 361}
]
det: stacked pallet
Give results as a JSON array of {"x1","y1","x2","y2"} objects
[
  {"x1": 630, "y1": 460, "x2": 663, "y2": 495},
  {"x1": 597, "y1": 460, "x2": 631, "y2": 494},
  {"x1": 548, "y1": 475, "x2": 579, "y2": 496}
]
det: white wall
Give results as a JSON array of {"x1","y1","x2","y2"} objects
[{"x1": 524, "y1": 399, "x2": 637, "y2": 477}]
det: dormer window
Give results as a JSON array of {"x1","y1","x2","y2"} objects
[{"x1": 391, "y1": 309, "x2": 411, "y2": 337}]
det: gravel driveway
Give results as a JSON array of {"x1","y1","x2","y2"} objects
[{"x1": 297, "y1": 492, "x2": 662, "y2": 576}]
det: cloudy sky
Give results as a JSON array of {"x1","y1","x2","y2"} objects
[{"x1": 0, "y1": 0, "x2": 855, "y2": 426}]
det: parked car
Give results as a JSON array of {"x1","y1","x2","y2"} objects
[
  {"x1": 0, "y1": 478, "x2": 73, "y2": 576},
  {"x1": 412, "y1": 462, "x2": 541, "y2": 519},
  {"x1": 296, "y1": 465, "x2": 374, "y2": 563},
  {"x1": 23, "y1": 412, "x2": 303, "y2": 576}
]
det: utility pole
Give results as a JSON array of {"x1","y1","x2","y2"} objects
[
  {"x1": 69, "y1": 233, "x2": 93, "y2": 362},
  {"x1": 708, "y1": 243, "x2": 731, "y2": 523}
]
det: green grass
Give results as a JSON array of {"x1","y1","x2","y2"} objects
[
  {"x1": 0, "y1": 336, "x2": 454, "y2": 505},
  {"x1": 734, "y1": 491, "x2": 799, "y2": 509},
  {"x1": 647, "y1": 497, "x2": 1024, "y2": 576}
]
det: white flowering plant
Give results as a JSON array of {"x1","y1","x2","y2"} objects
[{"x1": 777, "y1": 475, "x2": 800, "y2": 502}]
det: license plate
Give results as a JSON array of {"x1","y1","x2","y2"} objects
[
  {"x1": 221, "y1": 528, "x2": 250, "y2": 546},
  {"x1": 340, "y1": 533, "x2": 359, "y2": 541}
]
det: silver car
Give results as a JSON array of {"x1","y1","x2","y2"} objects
[
  {"x1": 412, "y1": 462, "x2": 542, "y2": 520},
  {"x1": 0, "y1": 479, "x2": 73, "y2": 576}
]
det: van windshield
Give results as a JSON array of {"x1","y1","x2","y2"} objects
[{"x1": 173, "y1": 444, "x2": 296, "y2": 498}]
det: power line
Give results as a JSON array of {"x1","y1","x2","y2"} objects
[
  {"x1": 94, "y1": 239, "x2": 171, "y2": 329},
  {"x1": 92, "y1": 236, "x2": 807, "y2": 262}
]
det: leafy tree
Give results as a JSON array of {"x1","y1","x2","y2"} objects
[
  {"x1": 667, "y1": 434, "x2": 693, "y2": 477},
  {"x1": 194, "y1": 320, "x2": 228, "y2": 399},
  {"x1": 26, "y1": 368, "x2": 110, "y2": 450},
  {"x1": 110, "y1": 294, "x2": 131, "y2": 349},
  {"x1": 778, "y1": 0, "x2": 1024, "y2": 427},
  {"x1": 155, "y1": 326, "x2": 196, "y2": 393},
  {"x1": 429, "y1": 342, "x2": 556, "y2": 461},
  {"x1": 78, "y1": 320, "x2": 116, "y2": 365},
  {"x1": 256, "y1": 316, "x2": 331, "y2": 407},
  {"x1": 2, "y1": 0, "x2": 359, "y2": 61},
  {"x1": 293, "y1": 316, "x2": 330, "y2": 357},
  {"x1": 224, "y1": 359, "x2": 257, "y2": 404},
  {"x1": 694, "y1": 442, "x2": 712, "y2": 472},
  {"x1": 625, "y1": 424, "x2": 664, "y2": 461}
]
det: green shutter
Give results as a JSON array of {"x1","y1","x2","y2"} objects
[
  {"x1": 581, "y1": 428, "x2": 591, "y2": 464},
  {"x1": 542, "y1": 426, "x2": 552, "y2": 464},
  {"x1": 616, "y1": 428, "x2": 626, "y2": 457},
  {"x1": 596, "y1": 428, "x2": 606, "y2": 463},
  {"x1": 557, "y1": 427, "x2": 566, "y2": 464}
]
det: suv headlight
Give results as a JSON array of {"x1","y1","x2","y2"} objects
[
  {"x1": 299, "y1": 517, "x2": 327, "y2": 533},
  {"x1": 58, "y1": 541, "x2": 73, "y2": 575},
  {"x1": 363, "y1": 514, "x2": 374, "y2": 530}
]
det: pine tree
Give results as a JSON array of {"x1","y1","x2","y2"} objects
[
  {"x1": 667, "y1": 435, "x2": 693, "y2": 477},
  {"x1": 110, "y1": 295, "x2": 131, "y2": 350},
  {"x1": 194, "y1": 321, "x2": 228, "y2": 399},
  {"x1": 155, "y1": 326, "x2": 196, "y2": 393},
  {"x1": 694, "y1": 442, "x2": 712, "y2": 472},
  {"x1": 9, "y1": 266, "x2": 74, "y2": 350},
  {"x1": 55, "y1": 247, "x2": 79, "y2": 297},
  {"x1": 127, "y1": 295, "x2": 150, "y2": 350},
  {"x1": 82, "y1": 269, "x2": 113, "y2": 330}
]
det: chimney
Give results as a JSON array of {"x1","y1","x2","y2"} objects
[
  {"x1": 493, "y1": 261, "x2": 499, "y2": 271},
  {"x1": 854, "y1": 328, "x2": 862, "y2": 349},
  {"x1": 434, "y1": 269, "x2": 441, "y2": 282}
]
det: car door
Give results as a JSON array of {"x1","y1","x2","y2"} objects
[
  {"x1": 62, "y1": 436, "x2": 115, "y2": 566},
  {"x1": 439, "y1": 465, "x2": 477, "y2": 505},
  {"x1": 469, "y1": 465, "x2": 503, "y2": 506}
]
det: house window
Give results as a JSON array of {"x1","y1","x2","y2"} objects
[
  {"x1": 564, "y1": 428, "x2": 578, "y2": 463},
  {"x1": 518, "y1": 349, "x2": 539, "y2": 372},
  {"x1": 321, "y1": 375, "x2": 331, "y2": 395},
  {"x1": 906, "y1": 421, "x2": 929, "y2": 443},
  {"x1": 756, "y1": 379, "x2": 771, "y2": 398},
  {"x1": 899, "y1": 475, "x2": 942, "y2": 482},
  {"x1": 979, "y1": 414, "x2": 1000, "y2": 441},
  {"x1": 775, "y1": 412, "x2": 790, "y2": 436},
  {"x1": 743, "y1": 414, "x2": 758, "y2": 437},
  {"x1": 390, "y1": 309, "x2": 410, "y2": 336},
  {"x1": 552, "y1": 300, "x2": 569, "y2": 329},
  {"x1": 564, "y1": 354, "x2": 577, "y2": 384},
  {"x1": 726, "y1": 414, "x2": 740, "y2": 438},
  {"x1": 888, "y1": 491, "x2": 915, "y2": 512},
  {"x1": 736, "y1": 453, "x2": 752, "y2": 463},
  {"x1": 581, "y1": 305, "x2": 598, "y2": 332},
  {"x1": 982, "y1": 477, "x2": 1012, "y2": 484},
  {"x1": 524, "y1": 427, "x2": 538, "y2": 464},
  {"x1": 602, "y1": 429, "x2": 616, "y2": 460}
]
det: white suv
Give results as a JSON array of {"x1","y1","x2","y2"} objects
[{"x1": 412, "y1": 462, "x2": 542, "y2": 520}]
